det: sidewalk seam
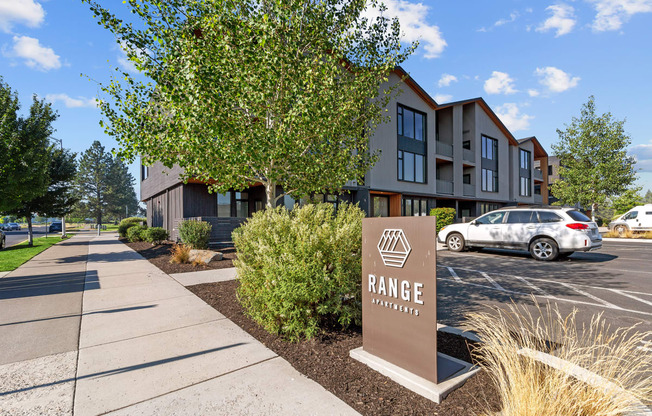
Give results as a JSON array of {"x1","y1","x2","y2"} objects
[
  {"x1": 72, "y1": 235, "x2": 90, "y2": 416},
  {"x1": 82, "y1": 293, "x2": 203, "y2": 314}
]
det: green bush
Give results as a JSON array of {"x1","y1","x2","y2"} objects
[
  {"x1": 178, "y1": 220, "x2": 212, "y2": 249},
  {"x1": 429, "y1": 207, "x2": 457, "y2": 234},
  {"x1": 145, "y1": 227, "x2": 169, "y2": 245},
  {"x1": 118, "y1": 217, "x2": 145, "y2": 237},
  {"x1": 127, "y1": 225, "x2": 147, "y2": 242},
  {"x1": 233, "y1": 203, "x2": 365, "y2": 341}
]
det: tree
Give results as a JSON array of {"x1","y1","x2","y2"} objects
[
  {"x1": 644, "y1": 189, "x2": 652, "y2": 204},
  {"x1": 105, "y1": 156, "x2": 139, "y2": 220},
  {"x1": 0, "y1": 79, "x2": 54, "y2": 218},
  {"x1": 610, "y1": 188, "x2": 643, "y2": 216},
  {"x1": 76, "y1": 141, "x2": 113, "y2": 229},
  {"x1": 82, "y1": 0, "x2": 414, "y2": 206},
  {"x1": 551, "y1": 96, "x2": 638, "y2": 220}
]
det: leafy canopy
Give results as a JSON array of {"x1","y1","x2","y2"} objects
[
  {"x1": 551, "y1": 96, "x2": 637, "y2": 211},
  {"x1": 82, "y1": 0, "x2": 415, "y2": 205}
]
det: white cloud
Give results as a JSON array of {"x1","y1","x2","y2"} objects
[
  {"x1": 363, "y1": 0, "x2": 447, "y2": 59},
  {"x1": 630, "y1": 140, "x2": 652, "y2": 172},
  {"x1": 537, "y1": 4, "x2": 576, "y2": 36},
  {"x1": 0, "y1": 0, "x2": 44, "y2": 33},
  {"x1": 495, "y1": 103, "x2": 534, "y2": 132},
  {"x1": 437, "y1": 74, "x2": 457, "y2": 87},
  {"x1": 45, "y1": 93, "x2": 98, "y2": 109},
  {"x1": 484, "y1": 71, "x2": 518, "y2": 95},
  {"x1": 495, "y1": 11, "x2": 520, "y2": 27},
  {"x1": 535, "y1": 66, "x2": 580, "y2": 92},
  {"x1": 528, "y1": 89, "x2": 540, "y2": 97},
  {"x1": 9, "y1": 36, "x2": 60, "y2": 71},
  {"x1": 588, "y1": 0, "x2": 652, "y2": 32},
  {"x1": 434, "y1": 94, "x2": 452, "y2": 103}
]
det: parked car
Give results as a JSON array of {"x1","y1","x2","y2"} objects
[
  {"x1": 0, "y1": 229, "x2": 5, "y2": 249},
  {"x1": 7, "y1": 223, "x2": 20, "y2": 231},
  {"x1": 608, "y1": 204, "x2": 652, "y2": 234},
  {"x1": 0, "y1": 224, "x2": 9, "y2": 231},
  {"x1": 438, "y1": 206, "x2": 602, "y2": 261},
  {"x1": 48, "y1": 222, "x2": 62, "y2": 233}
]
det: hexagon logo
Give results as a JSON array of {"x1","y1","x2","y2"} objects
[{"x1": 377, "y1": 229, "x2": 412, "y2": 268}]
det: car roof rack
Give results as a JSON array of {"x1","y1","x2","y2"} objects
[{"x1": 497, "y1": 205, "x2": 566, "y2": 210}]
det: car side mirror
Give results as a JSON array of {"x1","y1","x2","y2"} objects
[{"x1": 470, "y1": 220, "x2": 477, "y2": 225}]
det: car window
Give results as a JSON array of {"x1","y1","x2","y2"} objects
[
  {"x1": 537, "y1": 211, "x2": 563, "y2": 223},
  {"x1": 506, "y1": 210, "x2": 536, "y2": 223},
  {"x1": 646, "y1": 212, "x2": 652, "y2": 216},
  {"x1": 623, "y1": 211, "x2": 638, "y2": 220},
  {"x1": 476, "y1": 211, "x2": 505, "y2": 225},
  {"x1": 566, "y1": 210, "x2": 591, "y2": 222}
]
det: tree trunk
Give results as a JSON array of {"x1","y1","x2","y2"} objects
[
  {"x1": 27, "y1": 217, "x2": 33, "y2": 247},
  {"x1": 265, "y1": 181, "x2": 276, "y2": 209},
  {"x1": 97, "y1": 209, "x2": 102, "y2": 236},
  {"x1": 591, "y1": 202, "x2": 597, "y2": 222},
  {"x1": 61, "y1": 215, "x2": 66, "y2": 238}
]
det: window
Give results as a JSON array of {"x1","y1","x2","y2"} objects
[
  {"x1": 520, "y1": 177, "x2": 531, "y2": 197},
  {"x1": 506, "y1": 210, "x2": 536, "y2": 223},
  {"x1": 479, "y1": 203, "x2": 501, "y2": 215},
  {"x1": 402, "y1": 197, "x2": 428, "y2": 216},
  {"x1": 463, "y1": 174, "x2": 471, "y2": 185},
  {"x1": 283, "y1": 195, "x2": 296, "y2": 211},
  {"x1": 537, "y1": 211, "x2": 563, "y2": 223},
  {"x1": 397, "y1": 104, "x2": 427, "y2": 184},
  {"x1": 463, "y1": 140, "x2": 471, "y2": 150},
  {"x1": 217, "y1": 193, "x2": 231, "y2": 217},
  {"x1": 622, "y1": 211, "x2": 638, "y2": 220},
  {"x1": 548, "y1": 165, "x2": 553, "y2": 175},
  {"x1": 372, "y1": 196, "x2": 389, "y2": 217},
  {"x1": 482, "y1": 168, "x2": 498, "y2": 192},
  {"x1": 520, "y1": 149, "x2": 531, "y2": 170},
  {"x1": 476, "y1": 211, "x2": 505, "y2": 225},
  {"x1": 481, "y1": 135, "x2": 498, "y2": 160},
  {"x1": 567, "y1": 210, "x2": 591, "y2": 222},
  {"x1": 141, "y1": 165, "x2": 149, "y2": 180},
  {"x1": 235, "y1": 192, "x2": 248, "y2": 218},
  {"x1": 534, "y1": 184, "x2": 541, "y2": 195}
]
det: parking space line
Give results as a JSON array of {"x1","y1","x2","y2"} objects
[
  {"x1": 608, "y1": 289, "x2": 652, "y2": 308},
  {"x1": 557, "y1": 282, "x2": 622, "y2": 310},
  {"x1": 445, "y1": 266, "x2": 462, "y2": 283},
  {"x1": 480, "y1": 272, "x2": 506, "y2": 292},
  {"x1": 510, "y1": 274, "x2": 550, "y2": 297}
]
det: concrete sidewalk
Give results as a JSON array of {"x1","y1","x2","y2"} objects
[{"x1": 1, "y1": 234, "x2": 358, "y2": 415}]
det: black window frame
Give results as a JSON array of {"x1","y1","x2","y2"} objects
[
  {"x1": 402, "y1": 196, "x2": 428, "y2": 216},
  {"x1": 481, "y1": 135, "x2": 498, "y2": 160},
  {"x1": 481, "y1": 168, "x2": 498, "y2": 192},
  {"x1": 397, "y1": 104, "x2": 427, "y2": 184}
]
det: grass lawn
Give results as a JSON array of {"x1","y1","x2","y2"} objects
[{"x1": 0, "y1": 236, "x2": 67, "y2": 272}]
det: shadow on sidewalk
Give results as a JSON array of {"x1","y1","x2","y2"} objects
[
  {"x1": 0, "y1": 270, "x2": 99, "y2": 300},
  {"x1": 0, "y1": 343, "x2": 248, "y2": 397},
  {"x1": 0, "y1": 304, "x2": 158, "y2": 327}
]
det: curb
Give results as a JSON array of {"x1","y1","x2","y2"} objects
[{"x1": 602, "y1": 238, "x2": 652, "y2": 244}]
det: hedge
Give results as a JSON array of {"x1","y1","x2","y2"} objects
[{"x1": 429, "y1": 207, "x2": 456, "y2": 234}]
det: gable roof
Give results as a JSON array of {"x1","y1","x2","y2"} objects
[
  {"x1": 518, "y1": 136, "x2": 548, "y2": 158},
  {"x1": 392, "y1": 66, "x2": 438, "y2": 110}
]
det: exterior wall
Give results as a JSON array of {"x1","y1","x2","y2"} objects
[
  {"x1": 474, "y1": 103, "x2": 511, "y2": 202},
  {"x1": 365, "y1": 72, "x2": 437, "y2": 197},
  {"x1": 183, "y1": 183, "x2": 218, "y2": 217},
  {"x1": 141, "y1": 161, "x2": 185, "y2": 201},
  {"x1": 512, "y1": 140, "x2": 535, "y2": 204}
]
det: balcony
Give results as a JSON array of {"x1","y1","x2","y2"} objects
[
  {"x1": 463, "y1": 183, "x2": 475, "y2": 196},
  {"x1": 436, "y1": 141, "x2": 453, "y2": 158},
  {"x1": 533, "y1": 168, "x2": 543, "y2": 181},
  {"x1": 344, "y1": 179, "x2": 358, "y2": 187},
  {"x1": 437, "y1": 180, "x2": 454, "y2": 195},
  {"x1": 534, "y1": 194, "x2": 543, "y2": 204},
  {"x1": 462, "y1": 148, "x2": 475, "y2": 163}
]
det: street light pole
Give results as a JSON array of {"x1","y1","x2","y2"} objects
[{"x1": 51, "y1": 137, "x2": 66, "y2": 238}]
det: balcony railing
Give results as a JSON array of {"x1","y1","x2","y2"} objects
[
  {"x1": 533, "y1": 168, "x2": 543, "y2": 181},
  {"x1": 463, "y1": 183, "x2": 475, "y2": 196},
  {"x1": 437, "y1": 180, "x2": 454, "y2": 195},
  {"x1": 534, "y1": 194, "x2": 543, "y2": 204},
  {"x1": 462, "y1": 148, "x2": 475, "y2": 163},
  {"x1": 344, "y1": 179, "x2": 358, "y2": 187},
  {"x1": 436, "y1": 141, "x2": 453, "y2": 158}
]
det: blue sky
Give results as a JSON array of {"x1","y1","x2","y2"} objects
[{"x1": 1, "y1": 0, "x2": 651, "y2": 197}]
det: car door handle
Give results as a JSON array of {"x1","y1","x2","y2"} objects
[{"x1": 526, "y1": 225, "x2": 536, "y2": 229}]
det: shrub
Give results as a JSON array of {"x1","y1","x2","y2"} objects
[
  {"x1": 429, "y1": 207, "x2": 456, "y2": 234},
  {"x1": 233, "y1": 203, "x2": 365, "y2": 341},
  {"x1": 169, "y1": 243, "x2": 191, "y2": 264},
  {"x1": 468, "y1": 300, "x2": 652, "y2": 416},
  {"x1": 118, "y1": 217, "x2": 145, "y2": 237},
  {"x1": 178, "y1": 220, "x2": 212, "y2": 249},
  {"x1": 127, "y1": 225, "x2": 147, "y2": 242},
  {"x1": 145, "y1": 227, "x2": 169, "y2": 245}
]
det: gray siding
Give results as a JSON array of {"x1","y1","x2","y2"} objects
[{"x1": 141, "y1": 161, "x2": 185, "y2": 201}]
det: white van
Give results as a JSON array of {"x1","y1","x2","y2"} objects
[{"x1": 608, "y1": 204, "x2": 652, "y2": 234}]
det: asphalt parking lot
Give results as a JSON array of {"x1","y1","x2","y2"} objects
[{"x1": 436, "y1": 240, "x2": 652, "y2": 351}]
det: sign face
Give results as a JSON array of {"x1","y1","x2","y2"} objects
[{"x1": 361, "y1": 216, "x2": 437, "y2": 383}]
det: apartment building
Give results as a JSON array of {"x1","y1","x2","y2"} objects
[{"x1": 140, "y1": 67, "x2": 549, "y2": 240}]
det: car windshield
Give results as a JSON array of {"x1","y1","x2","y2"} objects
[{"x1": 567, "y1": 210, "x2": 591, "y2": 222}]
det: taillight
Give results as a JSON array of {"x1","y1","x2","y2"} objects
[{"x1": 566, "y1": 223, "x2": 589, "y2": 230}]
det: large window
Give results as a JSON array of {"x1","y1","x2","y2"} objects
[
  {"x1": 519, "y1": 149, "x2": 532, "y2": 197},
  {"x1": 397, "y1": 104, "x2": 427, "y2": 184},
  {"x1": 479, "y1": 203, "x2": 502, "y2": 215},
  {"x1": 520, "y1": 177, "x2": 531, "y2": 197},
  {"x1": 482, "y1": 168, "x2": 498, "y2": 192},
  {"x1": 217, "y1": 192, "x2": 231, "y2": 217},
  {"x1": 520, "y1": 149, "x2": 531, "y2": 170},
  {"x1": 141, "y1": 164, "x2": 149, "y2": 180},
  {"x1": 217, "y1": 191, "x2": 249, "y2": 217},
  {"x1": 481, "y1": 135, "x2": 498, "y2": 160},
  {"x1": 402, "y1": 197, "x2": 428, "y2": 216},
  {"x1": 235, "y1": 192, "x2": 248, "y2": 217},
  {"x1": 372, "y1": 196, "x2": 389, "y2": 217}
]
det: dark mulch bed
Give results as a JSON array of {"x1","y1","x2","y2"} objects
[
  {"x1": 121, "y1": 238, "x2": 236, "y2": 274},
  {"x1": 188, "y1": 280, "x2": 501, "y2": 416}
]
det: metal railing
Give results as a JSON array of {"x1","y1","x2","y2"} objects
[
  {"x1": 463, "y1": 183, "x2": 475, "y2": 196},
  {"x1": 437, "y1": 180, "x2": 454, "y2": 195},
  {"x1": 462, "y1": 148, "x2": 474, "y2": 162},
  {"x1": 436, "y1": 141, "x2": 453, "y2": 158},
  {"x1": 534, "y1": 194, "x2": 543, "y2": 204},
  {"x1": 533, "y1": 169, "x2": 543, "y2": 181}
]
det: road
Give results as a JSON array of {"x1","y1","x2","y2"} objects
[
  {"x1": 436, "y1": 240, "x2": 652, "y2": 350},
  {"x1": 3, "y1": 225, "x2": 50, "y2": 247}
]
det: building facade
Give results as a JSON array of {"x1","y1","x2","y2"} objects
[{"x1": 141, "y1": 68, "x2": 549, "y2": 241}]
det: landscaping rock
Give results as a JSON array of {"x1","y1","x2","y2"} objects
[{"x1": 189, "y1": 249, "x2": 223, "y2": 265}]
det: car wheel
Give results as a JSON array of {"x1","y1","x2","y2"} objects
[
  {"x1": 0, "y1": 237, "x2": 4, "y2": 250},
  {"x1": 446, "y1": 233, "x2": 465, "y2": 252},
  {"x1": 530, "y1": 238, "x2": 558, "y2": 261},
  {"x1": 615, "y1": 225, "x2": 628, "y2": 236}
]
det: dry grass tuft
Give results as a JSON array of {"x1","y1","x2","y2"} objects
[
  {"x1": 604, "y1": 229, "x2": 652, "y2": 239},
  {"x1": 468, "y1": 300, "x2": 651, "y2": 416},
  {"x1": 169, "y1": 243, "x2": 191, "y2": 264}
]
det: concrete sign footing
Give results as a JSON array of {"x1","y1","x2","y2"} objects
[{"x1": 350, "y1": 347, "x2": 479, "y2": 404}]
